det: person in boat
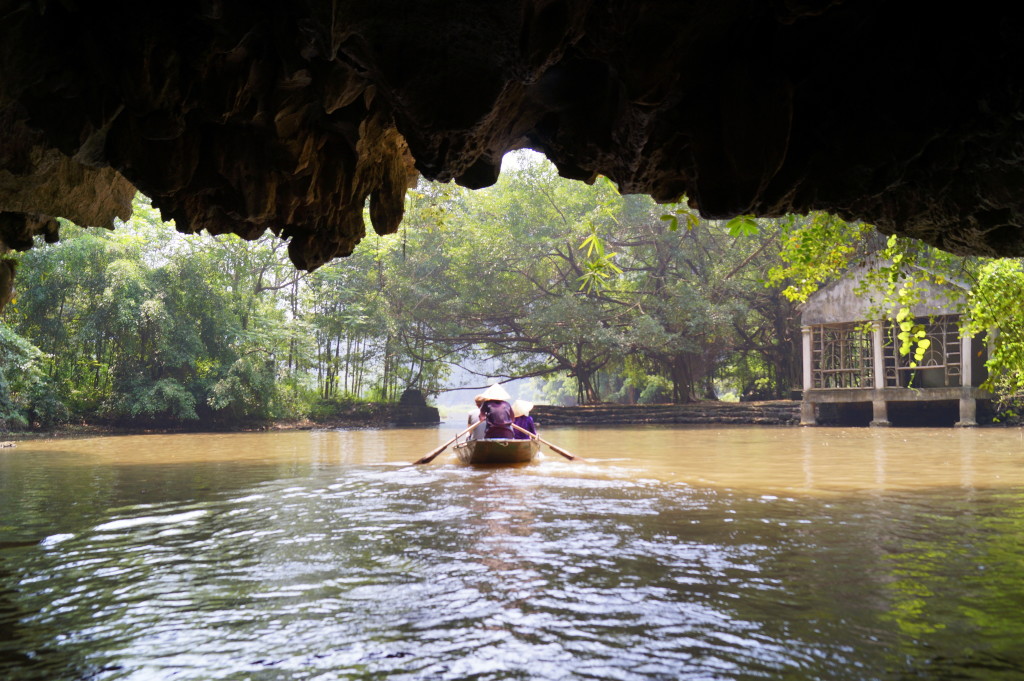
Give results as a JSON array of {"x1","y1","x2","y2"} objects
[
  {"x1": 475, "y1": 383, "x2": 515, "y2": 439},
  {"x1": 511, "y1": 399, "x2": 537, "y2": 439},
  {"x1": 467, "y1": 396, "x2": 486, "y2": 441}
]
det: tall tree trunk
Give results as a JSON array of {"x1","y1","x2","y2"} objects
[
  {"x1": 342, "y1": 335, "x2": 352, "y2": 395},
  {"x1": 669, "y1": 356, "x2": 695, "y2": 403}
]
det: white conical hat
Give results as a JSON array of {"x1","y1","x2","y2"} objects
[
  {"x1": 477, "y1": 383, "x2": 512, "y2": 402},
  {"x1": 512, "y1": 399, "x2": 534, "y2": 417}
]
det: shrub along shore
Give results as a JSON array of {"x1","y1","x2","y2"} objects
[{"x1": 1, "y1": 401, "x2": 442, "y2": 441}]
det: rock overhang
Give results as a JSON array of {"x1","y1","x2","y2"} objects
[{"x1": 1, "y1": 0, "x2": 1022, "y2": 271}]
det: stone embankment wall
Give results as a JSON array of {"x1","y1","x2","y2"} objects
[{"x1": 532, "y1": 401, "x2": 800, "y2": 426}]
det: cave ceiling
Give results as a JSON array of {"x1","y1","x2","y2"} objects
[{"x1": 1, "y1": 0, "x2": 1023, "y2": 271}]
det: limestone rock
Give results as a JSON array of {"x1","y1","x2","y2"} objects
[{"x1": 0, "y1": 0, "x2": 1022, "y2": 270}]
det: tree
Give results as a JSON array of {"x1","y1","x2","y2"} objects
[
  {"x1": 964, "y1": 259, "x2": 1024, "y2": 399},
  {"x1": 22, "y1": 153, "x2": 1001, "y2": 421},
  {"x1": 0, "y1": 323, "x2": 65, "y2": 429}
]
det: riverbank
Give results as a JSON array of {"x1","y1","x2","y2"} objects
[
  {"x1": 0, "y1": 401, "x2": 798, "y2": 442},
  {"x1": 532, "y1": 401, "x2": 801, "y2": 426},
  {"x1": 0, "y1": 402, "x2": 442, "y2": 442}
]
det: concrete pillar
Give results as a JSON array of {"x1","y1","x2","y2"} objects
[
  {"x1": 800, "y1": 400, "x2": 817, "y2": 426},
  {"x1": 872, "y1": 321, "x2": 885, "y2": 389},
  {"x1": 800, "y1": 326, "x2": 816, "y2": 426},
  {"x1": 956, "y1": 394, "x2": 978, "y2": 428},
  {"x1": 961, "y1": 333, "x2": 972, "y2": 387},
  {"x1": 870, "y1": 399, "x2": 890, "y2": 427},
  {"x1": 955, "y1": 332, "x2": 978, "y2": 427},
  {"x1": 868, "y1": 321, "x2": 890, "y2": 427},
  {"x1": 802, "y1": 326, "x2": 813, "y2": 392}
]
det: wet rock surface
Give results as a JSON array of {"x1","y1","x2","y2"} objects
[{"x1": 2, "y1": 0, "x2": 1023, "y2": 267}]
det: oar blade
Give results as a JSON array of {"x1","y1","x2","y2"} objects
[
  {"x1": 545, "y1": 442, "x2": 584, "y2": 462},
  {"x1": 412, "y1": 445, "x2": 447, "y2": 465},
  {"x1": 412, "y1": 421, "x2": 480, "y2": 465},
  {"x1": 510, "y1": 423, "x2": 585, "y2": 463}
]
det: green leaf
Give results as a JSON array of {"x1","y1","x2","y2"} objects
[
  {"x1": 579, "y1": 233, "x2": 602, "y2": 257},
  {"x1": 726, "y1": 215, "x2": 760, "y2": 237}
]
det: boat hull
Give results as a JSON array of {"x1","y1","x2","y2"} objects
[{"x1": 453, "y1": 438, "x2": 540, "y2": 465}]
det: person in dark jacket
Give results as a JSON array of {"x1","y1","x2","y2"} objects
[
  {"x1": 476, "y1": 383, "x2": 515, "y2": 439},
  {"x1": 467, "y1": 396, "x2": 486, "y2": 440},
  {"x1": 511, "y1": 400, "x2": 537, "y2": 439}
]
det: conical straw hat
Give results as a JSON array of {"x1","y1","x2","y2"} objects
[
  {"x1": 477, "y1": 383, "x2": 512, "y2": 402},
  {"x1": 512, "y1": 399, "x2": 534, "y2": 417}
]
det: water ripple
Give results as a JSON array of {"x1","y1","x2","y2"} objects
[{"x1": 2, "y1": 462, "x2": 1024, "y2": 679}]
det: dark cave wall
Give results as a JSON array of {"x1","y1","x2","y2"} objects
[{"x1": 1, "y1": 0, "x2": 1023, "y2": 271}]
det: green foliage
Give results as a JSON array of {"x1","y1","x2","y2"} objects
[
  {"x1": 964, "y1": 259, "x2": 1024, "y2": 398},
  {"x1": 638, "y1": 375, "x2": 673, "y2": 403},
  {"x1": 861, "y1": 235, "x2": 968, "y2": 367},
  {"x1": 659, "y1": 204, "x2": 700, "y2": 233},
  {"x1": 765, "y1": 210, "x2": 1024, "y2": 395},
  {"x1": 894, "y1": 307, "x2": 929, "y2": 367},
  {"x1": 207, "y1": 355, "x2": 277, "y2": 420},
  {"x1": 726, "y1": 215, "x2": 760, "y2": 237},
  {"x1": 0, "y1": 324, "x2": 66, "y2": 429},
  {"x1": 108, "y1": 378, "x2": 198, "y2": 421},
  {"x1": 5, "y1": 195, "x2": 310, "y2": 426},
  {"x1": 25, "y1": 152, "x2": 1024, "y2": 422},
  {"x1": 307, "y1": 397, "x2": 350, "y2": 421},
  {"x1": 376, "y1": 155, "x2": 805, "y2": 403},
  {"x1": 766, "y1": 213, "x2": 877, "y2": 302},
  {"x1": 577, "y1": 230, "x2": 623, "y2": 293}
]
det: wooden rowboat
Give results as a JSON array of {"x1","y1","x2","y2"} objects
[{"x1": 453, "y1": 438, "x2": 540, "y2": 465}]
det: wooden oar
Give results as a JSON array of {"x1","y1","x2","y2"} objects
[
  {"x1": 512, "y1": 423, "x2": 586, "y2": 462},
  {"x1": 412, "y1": 421, "x2": 480, "y2": 465}
]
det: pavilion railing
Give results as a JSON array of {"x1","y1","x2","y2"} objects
[{"x1": 810, "y1": 323, "x2": 874, "y2": 389}]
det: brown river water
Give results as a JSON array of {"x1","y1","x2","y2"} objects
[{"x1": 2, "y1": 425, "x2": 1024, "y2": 680}]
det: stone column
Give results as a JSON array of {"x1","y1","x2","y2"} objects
[
  {"x1": 869, "y1": 321, "x2": 890, "y2": 427},
  {"x1": 872, "y1": 321, "x2": 885, "y2": 389},
  {"x1": 960, "y1": 333, "x2": 973, "y2": 387},
  {"x1": 955, "y1": 332, "x2": 977, "y2": 427},
  {"x1": 870, "y1": 399, "x2": 890, "y2": 427},
  {"x1": 800, "y1": 400, "x2": 817, "y2": 426},
  {"x1": 956, "y1": 395, "x2": 978, "y2": 428},
  {"x1": 802, "y1": 326, "x2": 813, "y2": 392},
  {"x1": 800, "y1": 326, "x2": 816, "y2": 426}
]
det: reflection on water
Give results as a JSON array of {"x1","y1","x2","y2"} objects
[{"x1": 1, "y1": 426, "x2": 1024, "y2": 680}]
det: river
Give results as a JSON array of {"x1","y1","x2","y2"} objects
[{"x1": 2, "y1": 425, "x2": 1024, "y2": 680}]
